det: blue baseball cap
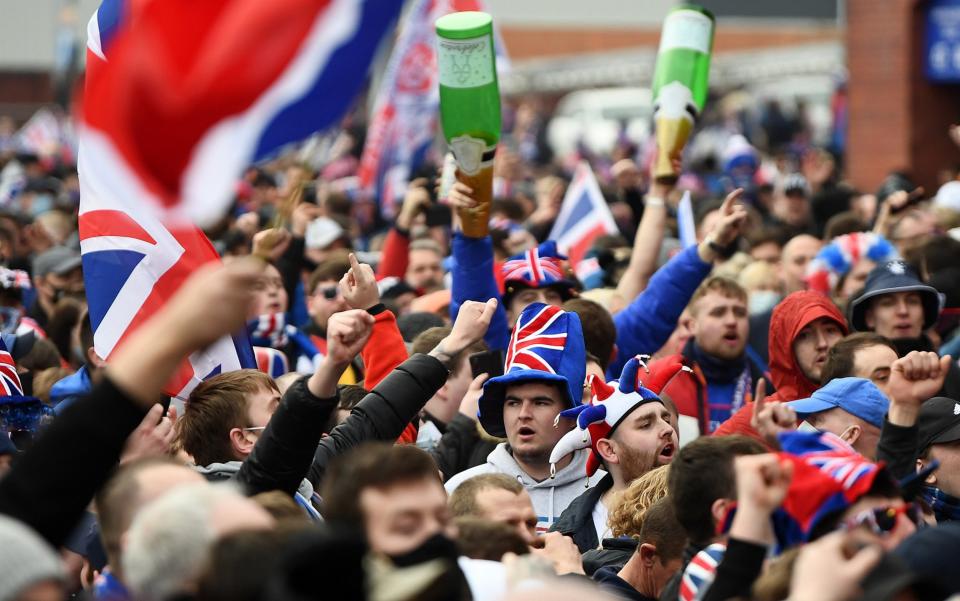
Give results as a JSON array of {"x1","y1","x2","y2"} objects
[{"x1": 786, "y1": 377, "x2": 889, "y2": 429}]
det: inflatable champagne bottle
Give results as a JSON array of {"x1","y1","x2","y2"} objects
[
  {"x1": 436, "y1": 11, "x2": 501, "y2": 237},
  {"x1": 651, "y1": 5, "x2": 715, "y2": 182}
]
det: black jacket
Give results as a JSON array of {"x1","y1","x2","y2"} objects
[
  {"x1": 659, "y1": 542, "x2": 706, "y2": 601},
  {"x1": 0, "y1": 376, "x2": 147, "y2": 548},
  {"x1": 550, "y1": 473, "x2": 614, "y2": 553},
  {"x1": 225, "y1": 375, "x2": 337, "y2": 497},
  {"x1": 877, "y1": 416, "x2": 919, "y2": 482},
  {"x1": 594, "y1": 566, "x2": 656, "y2": 601},
  {"x1": 430, "y1": 413, "x2": 499, "y2": 481},
  {"x1": 307, "y1": 353, "x2": 449, "y2": 488},
  {"x1": 582, "y1": 537, "x2": 638, "y2": 576}
]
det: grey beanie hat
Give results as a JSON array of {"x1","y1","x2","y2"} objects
[{"x1": 0, "y1": 514, "x2": 64, "y2": 601}]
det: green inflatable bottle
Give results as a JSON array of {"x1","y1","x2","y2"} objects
[
  {"x1": 651, "y1": 5, "x2": 715, "y2": 182},
  {"x1": 436, "y1": 11, "x2": 501, "y2": 237}
]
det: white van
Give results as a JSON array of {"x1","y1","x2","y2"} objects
[{"x1": 546, "y1": 87, "x2": 653, "y2": 158}]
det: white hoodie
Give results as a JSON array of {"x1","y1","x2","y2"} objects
[{"x1": 445, "y1": 444, "x2": 605, "y2": 532}]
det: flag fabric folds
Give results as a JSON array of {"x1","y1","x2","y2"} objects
[
  {"x1": 548, "y1": 161, "x2": 619, "y2": 267},
  {"x1": 79, "y1": 0, "x2": 401, "y2": 398}
]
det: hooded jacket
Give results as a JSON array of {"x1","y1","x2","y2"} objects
[
  {"x1": 713, "y1": 291, "x2": 847, "y2": 442},
  {"x1": 444, "y1": 444, "x2": 605, "y2": 532}
]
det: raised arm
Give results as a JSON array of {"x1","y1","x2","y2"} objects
[
  {"x1": 609, "y1": 189, "x2": 747, "y2": 377},
  {"x1": 340, "y1": 253, "x2": 408, "y2": 389},
  {"x1": 0, "y1": 260, "x2": 263, "y2": 546},
  {"x1": 238, "y1": 309, "x2": 373, "y2": 496},
  {"x1": 307, "y1": 299, "x2": 497, "y2": 487},
  {"x1": 448, "y1": 181, "x2": 509, "y2": 350},
  {"x1": 615, "y1": 157, "x2": 677, "y2": 304}
]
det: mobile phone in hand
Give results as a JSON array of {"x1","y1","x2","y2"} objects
[{"x1": 469, "y1": 350, "x2": 505, "y2": 379}]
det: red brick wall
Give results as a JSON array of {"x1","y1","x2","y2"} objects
[
  {"x1": 847, "y1": 0, "x2": 960, "y2": 193},
  {"x1": 501, "y1": 25, "x2": 840, "y2": 60}
]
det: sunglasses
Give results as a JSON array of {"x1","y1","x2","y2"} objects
[
  {"x1": 317, "y1": 286, "x2": 339, "y2": 300},
  {"x1": 842, "y1": 503, "x2": 924, "y2": 536}
]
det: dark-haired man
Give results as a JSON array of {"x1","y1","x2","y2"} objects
[
  {"x1": 659, "y1": 436, "x2": 767, "y2": 601},
  {"x1": 594, "y1": 499, "x2": 686, "y2": 601},
  {"x1": 848, "y1": 259, "x2": 960, "y2": 399}
]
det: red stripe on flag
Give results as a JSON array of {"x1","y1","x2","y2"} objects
[
  {"x1": 567, "y1": 222, "x2": 608, "y2": 267},
  {"x1": 79, "y1": 210, "x2": 157, "y2": 244},
  {"x1": 85, "y1": 0, "x2": 328, "y2": 208}
]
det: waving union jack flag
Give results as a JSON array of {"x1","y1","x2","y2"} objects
[{"x1": 79, "y1": 0, "x2": 401, "y2": 398}]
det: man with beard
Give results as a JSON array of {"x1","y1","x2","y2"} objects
[
  {"x1": 848, "y1": 259, "x2": 960, "y2": 399},
  {"x1": 650, "y1": 277, "x2": 765, "y2": 437},
  {"x1": 547, "y1": 357, "x2": 686, "y2": 553},
  {"x1": 444, "y1": 303, "x2": 600, "y2": 533}
]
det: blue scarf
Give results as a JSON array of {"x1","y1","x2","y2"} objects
[
  {"x1": 685, "y1": 339, "x2": 747, "y2": 384},
  {"x1": 921, "y1": 485, "x2": 960, "y2": 522}
]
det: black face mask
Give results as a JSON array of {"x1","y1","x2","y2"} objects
[{"x1": 387, "y1": 532, "x2": 459, "y2": 568}]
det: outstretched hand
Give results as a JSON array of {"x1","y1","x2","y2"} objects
[
  {"x1": 162, "y1": 259, "x2": 266, "y2": 352},
  {"x1": 751, "y1": 378, "x2": 797, "y2": 448},
  {"x1": 708, "y1": 188, "x2": 748, "y2": 247},
  {"x1": 339, "y1": 253, "x2": 379, "y2": 310},
  {"x1": 447, "y1": 299, "x2": 497, "y2": 353}
]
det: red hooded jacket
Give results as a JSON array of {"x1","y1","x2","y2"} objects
[{"x1": 712, "y1": 291, "x2": 848, "y2": 443}]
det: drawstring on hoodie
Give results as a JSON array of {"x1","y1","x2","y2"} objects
[{"x1": 549, "y1": 486, "x2": 555, "y2": 526}]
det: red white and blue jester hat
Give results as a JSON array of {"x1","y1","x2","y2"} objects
[
  {"x1": 478, "y1": 302, "x2": 585, "y2": 438},
  {"x1": 501, "y1": 241, "x2": 578, "y2": 306},
  {"x1": 549, "y1": 355, "x2": 689, "y2": 477}
]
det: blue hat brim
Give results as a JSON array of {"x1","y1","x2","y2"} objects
[
  {"x1": 785, "y1": 397, "x2": 839, "y2": 417},
  {"x1": 478, "y1": 370, "x2": 574, "y2": 438}
]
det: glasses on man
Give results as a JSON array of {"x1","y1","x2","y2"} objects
[
  {"x1": 842, "y1": 503, "x2": 924, "y2": 536},
  {"x1": 317, "y1": 286, "x2": 339, "y2": 300},
  {"x1": 242, "y1": 426, "x2": 267, "y2": 433}
]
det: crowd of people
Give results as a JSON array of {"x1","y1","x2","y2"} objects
[{"x1": 2, "y1": 87, "x2": 960, "y2": 601}]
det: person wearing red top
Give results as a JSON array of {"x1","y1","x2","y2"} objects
[{"x1": 712, "y1": 290, "x2": 847, "y2": 443}]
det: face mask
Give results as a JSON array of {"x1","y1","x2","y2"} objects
[
  {"x1": 386, "y1": 532, "x2": 459, "y2": 568},
  {"x1": 30, "y1": 194, "x2": 54, "y2": 217},
  {"x1": 749, "y1": 290, "x2": 781, "y2": 315}
]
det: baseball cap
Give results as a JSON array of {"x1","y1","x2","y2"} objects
[
  {"x1": 786, "y1": 377, "x2": 889, "y2": 429},
  {"x1": 305, "y1": 217, "x2": 345, "y2": 250},
  {"x1": 916, "y1": 396, "x2": 960, "y2": 452},
  {"x1": 32, "y1": 246, "x2": 82, "y2": 278}
]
